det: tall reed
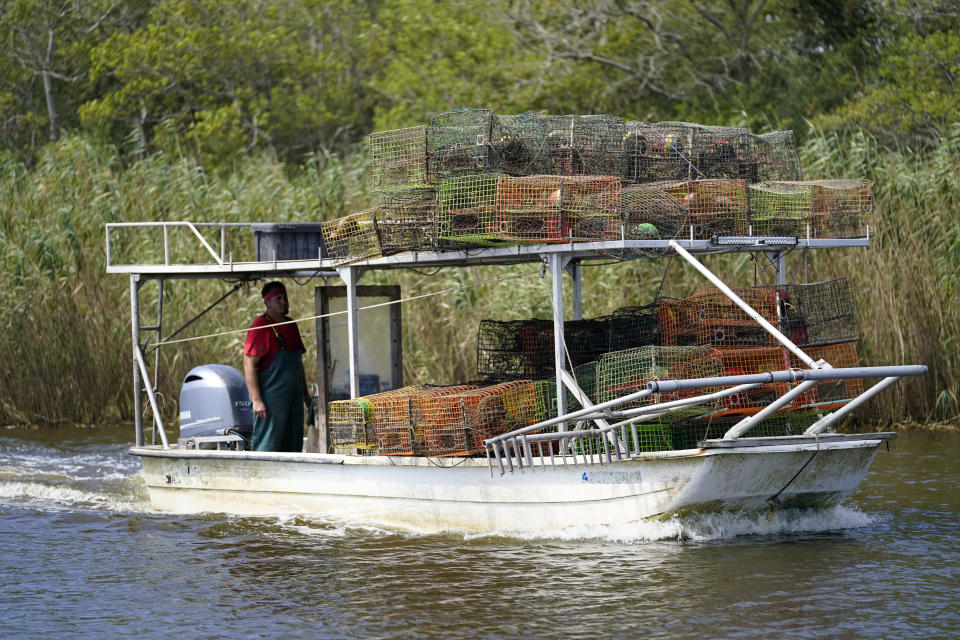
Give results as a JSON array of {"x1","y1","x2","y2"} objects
[{"x1": 0, "y1": 127, "x2": 956, "y2": 428}]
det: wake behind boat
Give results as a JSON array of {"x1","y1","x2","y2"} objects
[{"x1": 109, "y1": 109, "x2": 925, "y2": 534}]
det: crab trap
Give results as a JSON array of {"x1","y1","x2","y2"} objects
[
  {"x1": 428, "y1": 108, "x2": 495, "y2": 180},
  {"x1": 748, "y1": 131, "x2": 803, "y2": 182},
  {"x1": 608, "y1": 303, "x2": 663, "y2": 352},
  {"x1": 531, "y1": 360, "x2": 599, "y2": 422},
  {"x1": 489, "y1": 112, "x2": 548, "y2": 176},
  {"x1": 494, "y1": 175, "x2": 622, "y2": 243},
  {"x1": 706, "y1": 347, "x2": 794, "y2": 417},
  {"x1": 328, "y1": 385, "x2": 424, "y2": 454},
  {"x1": 377, "y1": 187, "x2": 439, "y2": 253},
  {"x1": 371, "y1": 385, "x2": 479, "y2": 455},
  {"x1": 536, "y1": 113, "x2": 626, "y2": 176},
  {"x1": 321, "y1": 207, "x2": 383, "y2": 264},
  {"x1": 621, "y1": 121, "x2": 695, "y2": 182},
  {"x1": 789, "y1": 341, "x2": 864, "y2": 412},
  {"x1": 368, "y1": 126, "x2": 429, "y2": 192},
  {"x1": 659, "y1": 280, "x2": 858, "y2": 348},
  {"x1": 662, "y1": 179, "x2": 748, "y2": 238},
  {"x1": 748, "y1": 180, "x2": 872, "y2": 237},
  {"x1": 476, "y1": 317, "x2": 611, "y2": 380},
  {"x1": 420, "y1": 380, "x2": 540, "y2": 456},
  {"x1": 436, "y1": 174, "x2": 502, "y2": 247},
  {"x1": 595, "y1": 345, "x2": 724, "y2": 419},
  {"x1": 620, "y1": 183, "x2": 689, "y2": 244}
]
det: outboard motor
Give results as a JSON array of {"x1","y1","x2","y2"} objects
[{"x1": 178, "y1": 364, "x2": 253, "y2": 449}]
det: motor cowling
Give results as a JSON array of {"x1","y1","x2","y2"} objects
[{"x1": 178, "y1": 364, "x2": 253, "y2": 440}]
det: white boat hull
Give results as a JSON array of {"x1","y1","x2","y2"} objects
[{"x1": 132, "y1": 437, "x2": 885, "y2": 533}]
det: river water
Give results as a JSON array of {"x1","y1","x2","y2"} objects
[{"x1": 1, "y1": 426, "x2": 957, "y2": 639}]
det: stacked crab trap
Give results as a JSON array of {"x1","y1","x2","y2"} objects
[{"x1": 322, "y1": 108, "x2": 874, "y2": 458}]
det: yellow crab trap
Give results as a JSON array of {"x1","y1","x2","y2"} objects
[
  {"x1": 321, "y1": 207, "x2": 383, "y2": 264},
  {"x1": 436, "y1": 174, "x2": 503, "y2": 248},
  {"x1": 368, "y1": 126, "x2": 429, "y2": 192},
  {"x1": 662, "y1": 179, "x2": 749, "y2": 239},
  {"x1": 327, "y1": 385, "x2": 424, "y2": 454},
  {"x1": 493, "y1": 175, "x2": 621, "y2": 243}
]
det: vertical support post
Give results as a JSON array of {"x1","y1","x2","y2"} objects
[
  {"x1": 308, "y1": 285, "x2": 330, "y2": 454},
  {"x1": 152, "y1": 279, "x2": 164, "y2": 445},
  {"x1": 338, "y1": 266, "x2": 361, "y2": 399},
  {"x1": 549, "y1": 254, "x2": 571, "y2": 431},
  {"x1": 566, "y1": 260, "x2": 583, "y2": 320},
  {"x1": 130, "y1": 274, "x2": 143, "y2": 447},
  {"x1": 775, "y1": 251, "x2": 786, "y2": 286}
]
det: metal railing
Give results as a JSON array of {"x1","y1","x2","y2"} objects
[
  {"x1": 106, "y1": 221, "x2": 257, "y2": 269},
  {"x1": 483, "y1": 365, "x2": 927, "y2": 475}
]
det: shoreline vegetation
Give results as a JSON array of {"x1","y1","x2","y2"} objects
[{"x1": 1, "y1": 125, "x2": 958, "y2": 429}]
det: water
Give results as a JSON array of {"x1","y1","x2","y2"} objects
[{"x1": 1, "y1": 427, "x2": 957, "y2": 639}]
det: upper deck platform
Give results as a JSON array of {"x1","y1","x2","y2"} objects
[{"x1": 105, "y1": 221, "x2": 868, "y2": 279}]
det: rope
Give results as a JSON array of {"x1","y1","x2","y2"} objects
[{"x1": 154, "y1": 269, "x2": 539, "y2": 348}]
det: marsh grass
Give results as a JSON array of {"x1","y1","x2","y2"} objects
[{"x1": 1, "y1": 128, "x2": 957, "y2": 426}]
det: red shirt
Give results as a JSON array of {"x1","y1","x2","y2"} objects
[{"x1": 244, "y1": 314, "x2": 306, "y2": 373}]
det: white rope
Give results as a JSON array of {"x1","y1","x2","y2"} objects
[{"x1": 155, "y1": 270, "x2": 539, "y2": 347}]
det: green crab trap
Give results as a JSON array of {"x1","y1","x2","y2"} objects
[
  {"x1": 595, "y1": 345, "x2": 724, "y2": 418},
  {"x1": 377, "y1": 187, "x2": 439, "y2": 253},
  {"x1": 531, "y1": 360, "x2": 599, "y2": 422},
  {"x1": 436, "y1": 174, "x2": 503, "y2": 248},
  {"x1": 428, "y1": 108, "x2": 495, "y2": 180},
  {"x1": 489, "y1": 112, "x2": 548, "y2": 176},
  {"x1": 494, "y1": 175, "x2": 621, "y2": 243},
  {"x1": 368, "y1": 126, "x2": 429, "y2": 192}
]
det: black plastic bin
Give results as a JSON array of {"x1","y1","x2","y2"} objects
[{"x1": 251, "y1": 223, "x2": 328, "y2": 261}]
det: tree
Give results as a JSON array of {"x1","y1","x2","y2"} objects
[{"x1": 80, "y1": 0, "x2": 378, "y2": 164}]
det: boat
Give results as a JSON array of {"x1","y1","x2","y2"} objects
[{"x1": 108, "y1": 110, "x2": 926, "y2": 534}]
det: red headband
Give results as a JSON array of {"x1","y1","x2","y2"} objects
[{"x1": 263, "y1": 288, "x2": 286, "y2": 301}]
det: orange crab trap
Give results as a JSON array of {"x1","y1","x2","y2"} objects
[
  {"x1": 494, "y1": 175, "x2": 621, "y2": 243},
  {"x1": 372, "y1": 385, "x2": 478, "y2": 455},
  {"x1": 419, "y1": 380, "x2": 539, "y2": 457}
]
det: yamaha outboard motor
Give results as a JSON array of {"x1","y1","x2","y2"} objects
[{"x1": 178, "y1": 364, "x2": 253, "y2": 449}]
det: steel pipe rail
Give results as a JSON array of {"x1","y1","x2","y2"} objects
[{"x1": 647, "y1": 365, "x2": 928, "y2": 393}]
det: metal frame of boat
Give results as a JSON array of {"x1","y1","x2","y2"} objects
[{"x1": 108, "y1": 225, "x2": 925, "y2": 534}]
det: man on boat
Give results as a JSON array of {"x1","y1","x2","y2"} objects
[{"x1": 243, "y1": 281, "x2": 311, "y2": 451}]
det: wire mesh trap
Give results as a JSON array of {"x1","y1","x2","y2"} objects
[
  {"x1": 476, "y1": 318, "x2": 611, "y2": 380},
  {"x1": 368, "y1": 126, "x2": 429, "y2": 192},
  {"x1": 428, "y1": 108, "x2": 495, "y2": 181},
  {"x1": 328, "y1": 385, "x2": 424, "y2": 454},
  {"x1": 661, "y1": 179, "x2": 748, "y2": 239},
  {"x1": 437, "y1": 174, "x2": 502, "y2": 247},
  {"x1": 321, "y1": 207, "x2": 383, "y2": 264},
  {"x1": 494, "y1": 175, "x2": 621, "y2": 243},
  {"x1": 377, "y1": 187, "x2": 439, "y2": 253}
]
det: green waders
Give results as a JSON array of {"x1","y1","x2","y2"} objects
[{"x1": 251, "y1": 349, "x2": 305, "y2": 452}]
